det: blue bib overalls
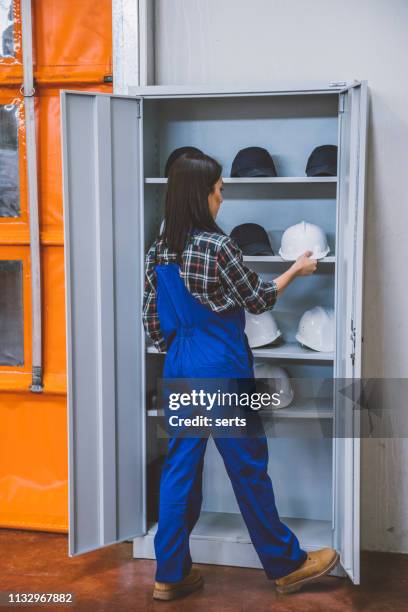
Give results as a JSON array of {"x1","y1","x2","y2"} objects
[{"x1": 153, "y1": 257, "x2": 307, "y2": 582}]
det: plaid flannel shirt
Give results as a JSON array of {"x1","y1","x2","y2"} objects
[{"x1": 142, "y1": 231, "x2": 278, "y2": 352}]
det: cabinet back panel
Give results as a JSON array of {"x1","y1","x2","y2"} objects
[
  {"x1": 202, "y1": 436, "x2": 332, "y2": 521},
  {"x1": 143, "y1": 95, "x2": 338, "y2": 178},
  {"x1": 218, "y1": 200, "x2": 336, "y2": 251}
]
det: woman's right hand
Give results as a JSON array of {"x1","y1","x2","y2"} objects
[
  {"x1": 274, "y1": 250, "x2": 317, "y2": 295},
  {"x1": 292, "y1": 251, "x2": 317, "y2": 276}
]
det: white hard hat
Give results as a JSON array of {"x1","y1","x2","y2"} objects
[
  {"x1": 253, "y1": 363, "x2": 294, "y2": 409},
  {"x1": 245, "y1": 311, "x2": 282, "y2": 348},
  {"x1": 295, "y1": 306, "x2": 335, "y2": 352},
  {"x1": 279, "y1": 221, "x2": 330, "y2": 260}
]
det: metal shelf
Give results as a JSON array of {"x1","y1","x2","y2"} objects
[
  {"x1": 146, "y1": 341, "x2": 334, "y2": 361},
  {"x1": 252, "y1": 343, "x2": 334, "y2": 360},
  {"x1": 259, "y1": 398, "x2": 333, "y2": 419},
  {"x1": 147, "y1": 397, "x2": 333, "y2": 420},
  {"x1": 243, "y1": 255, "x2": 336, "y2": 264},
  {"x1": 145, "y1": 176, "x2": 337, "y2": 184},
  {"x1": 133, "y1": 512, "x2": 333, "y2": 566}
]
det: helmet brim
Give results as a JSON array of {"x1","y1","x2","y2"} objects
[
  {"x1": 231, "y1": 167, "x2": 277, "y2": 178},
  {"x1": 278, "y1": 246, "x2": 330, "y2": 261},
  {"x1": 295, "y1": 334, "x2": 334, "y2": 353},
  {"x1": 306, "y1": 163, "x2": 337, "y2": 177},
  {"x1": 242, "y1": 242, "x2": 274, "y2": 256}
]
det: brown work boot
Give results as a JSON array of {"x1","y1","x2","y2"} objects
[
  {"x1": 153, "y1": 568, "x2": 204, "y2": 601},
  {"x1": 275, "y1": 548, "x2": 339, "y2": 594}
]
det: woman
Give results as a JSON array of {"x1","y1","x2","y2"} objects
[{"x1": 143, "y1": 150, "x2": 339, "y2": 601}]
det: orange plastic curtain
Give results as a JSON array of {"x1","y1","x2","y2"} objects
[{"x1": 0, "y1": 0, "x2": 113, "y2": 532}]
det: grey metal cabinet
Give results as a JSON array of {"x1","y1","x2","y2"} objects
[{"x1": 60, "y1": 82, "x2": 368, "y2": 584}]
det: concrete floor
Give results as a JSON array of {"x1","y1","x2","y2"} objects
[{"x1": 1, "y1": 529, "x2": 407, "y2": 611}]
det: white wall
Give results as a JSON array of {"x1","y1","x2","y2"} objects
[{"x1": 155, "y1": 0, "x2": 408, "y2": 553}]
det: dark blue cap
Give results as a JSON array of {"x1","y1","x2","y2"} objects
[
  {"x1": 306, "y1": 145, "x2": 338, "y2": 177},
  {"x1": 230, "y1": 147, "x2": 277, "y2": 178},
  {"x1": 230, "y1": 223, "x2": 274, "y2": 256}
]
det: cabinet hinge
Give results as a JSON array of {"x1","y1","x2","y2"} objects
[
  {"x1": 350, "y1": 318, "x2": 356, "y2": 365},
  {"x1": 136, "y1": 102, "x2": 141, "y2": 118},
  {"x1": 339, "y1": 94, "x2": 346, "y2": 113}
]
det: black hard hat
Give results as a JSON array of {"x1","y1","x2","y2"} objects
[
  {"x1": 230, "y1": 223, "x2": 274, "y2": 256},
  {"x1": 164, "y1": 146, "x2": 203, "y2": 177},
  {"x1": 230, "y1": 146, "x2": 277, "y2": 178},
  {"x1": 306, "y1": 145, "x2": 338, "y2": 176}
]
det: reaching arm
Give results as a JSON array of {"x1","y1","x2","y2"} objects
[
  {"x1": 276, "y1": 250, "x2": 317, "y2": 289},
  {"x1": 217, "y1": 238, "x2": 317, "y2": 313}
]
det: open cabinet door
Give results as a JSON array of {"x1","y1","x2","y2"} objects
[
  {"x1": 334, "y1": 81, "x2": 369, "y2": 584},
  {"x1": 60, "y1": 91, "x2": 146, "y2": 555}
]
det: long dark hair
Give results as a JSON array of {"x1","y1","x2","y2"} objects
[{"x1": 161, "y1": 150, "x2": 226, "y2": 255}]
